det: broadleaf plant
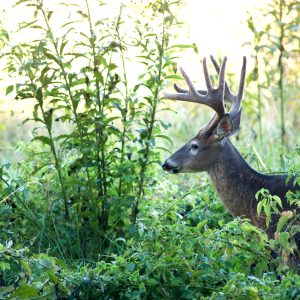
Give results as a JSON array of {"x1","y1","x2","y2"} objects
[{"x1": 2, "y1": 0, "x2": 182, "y2": 258}]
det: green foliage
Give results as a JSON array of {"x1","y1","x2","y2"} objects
[
  {"x1": 1, "y1": 210, "x2": 300, "y2": 299},
  {"x1": 0, "y1": 215, "x2": 276, "y2": 299},
  {"x1": 1, "y1": 0, "x2": 300, "y2": 299},
  {"x1": 256, "y1": 188, "x2": 283, "y2": 227},
  {"x1": 255, "y1": 149, "x2": 300, "y2": 263},
  {"x1": 0, "y1": 242, "x2": 67, "y2": 299},
  {"x1": 1, "y1": 0, "x2": 182, "y2": 258},
  {"x1": 246, "y1": 0, "x2": 299, "y2": 149}
]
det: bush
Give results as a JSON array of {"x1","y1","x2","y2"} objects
[{"x1": 1, "y1": 0, "x2": 183, "y2": 258}]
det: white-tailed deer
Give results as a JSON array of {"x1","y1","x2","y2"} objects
[{"x1": 162, "y1": 56, "x2": 298, "y2": 245}]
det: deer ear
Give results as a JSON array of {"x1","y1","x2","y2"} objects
[{"x1": 215, "y1": 114, "x2": 234, "y2": 139}]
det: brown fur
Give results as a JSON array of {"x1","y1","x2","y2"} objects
[
  {"x1": 162, "y1": 56, "x2": 299, "y2": 258},
  {"x1": 163, "y1": 135, "x2": 297, "y2": 241},
  {"x1": 208, "y1": 138, "x2": 297, "y2": 240}
]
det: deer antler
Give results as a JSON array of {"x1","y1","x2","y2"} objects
[
  {"x1": 163, "y1": 57, "x2": 227, "y2": 137},
  {"x1": 210, "y1": 55, "x2": 246, "y2": 118}
]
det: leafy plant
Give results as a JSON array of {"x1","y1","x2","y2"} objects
[
  {"x1": 256, "y1": 188, "x2": 283, "y2": 227},
  {"x1": 2, "y1": 0, "x2": 182, "y2": 258},
  {"x1": 246, "y1": 0, "x2": 299, "y2": 150},
  {"x1": 255, "y1": 147, "x2": 300, "y2": 264}
]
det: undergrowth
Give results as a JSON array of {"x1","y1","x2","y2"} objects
[{"x1": 0, "y1": 0, "x2": 300, "y2": 299}]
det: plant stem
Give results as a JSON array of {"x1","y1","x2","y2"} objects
[
  {"x1": 98, "y1": 54, "x2": 113, "y2": 229},
  {"x1": 40, "y1": 2, "x2": 94, "y2": 200},
  {"x1": 85, "y1": 0, "x2": 118, "y2": 230},
  {"x1": 42, "y1": 108, "x2": 69, "y2": 219},
  {"x1": 255, "y1": 54, "x2": 263, "y2": 147},
  {"x1": 15, "y1": 49, "x2": 69, "y2": 219},
  {"x1": 278, "y1": 0, "x2": 285, "y2": 150},
  {"x1": 115, "y1": 5, "x2": 129, "y2": 197},
  {"x1": 84, "y1": 0, "x2": 105, "y2": 211},
  {"x1": 133, "y1": 18, "x2": 166, "y2": 224}
]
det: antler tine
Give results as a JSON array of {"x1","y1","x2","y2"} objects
[
  {"x1": 237, "y1": 56, "x2": 246, "y2": 107},
  {"x1": 163, "y1": 62, "x2": 226, "y2": 116},
  {"x1": 218, "y1": 57, "x2": 227, "y2": 92},
  {"x1": 163, "y1": 67, "x2": 206, "y2": 103},
  {"x1": 210, "y1": 55, "x2": 232, "y2": 101},
  {"x1": 174, "y1": 83, "x2": 208, "y2": 96},
  {"x1": 203, "y1": 58, "x2": 213, "y2": 91},
  {"x1": 174, "y1": 83, "x2": 187, "y2": 93},
  {"x1": 163, "y1": 58, "x2": 229, "y2": 137},
  {"x1": 210, "y1": 55, "x2": 247, "y2": 117}
]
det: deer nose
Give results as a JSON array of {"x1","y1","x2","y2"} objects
[
  {"x1": 162, "y1": 161, "x2": 169, "y2": 171},
  {"x1": 162, "y1": 160, "x2": 180, "y2": 173}
]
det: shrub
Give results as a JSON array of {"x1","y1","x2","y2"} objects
[{"x1": 2, "y1": 0, "x2": 183, "y2": 258}]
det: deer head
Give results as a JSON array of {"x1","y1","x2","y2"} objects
[{"x1": 162, "y1": 56, "x2": 246, "y2": 173}]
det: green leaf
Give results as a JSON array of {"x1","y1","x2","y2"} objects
[
  {"x1": 127, "y1": 263, "x2": 136, "y2": 273},
  {"x1": 105, "y1": 116, "x2": 120, "y2": 124},
  {"x1": 255, "y1": 191, "x2": 260, "y2": 200},
  {"x1": 59, "y1": 39, "x2": 69, "y2": 55},
  {"x1": 196, "y1": 220, "x2": 207, "y2": 231},
  {"x1": 39, "y1": 66, "x2": 50, "y2": 82},
  {"x1": 46, "y1": 269, "x2": 59, "y2": 284},
  {"x1": 10, "y1": 285, "x2": 39, "y2": 299},
  {"x1": 44, "y1": 108, "x2": 53, "y2": 131},
  {"x1": 77, "y1": 10, "x2": 88, "y2": 18},
  {"x1": 155, "y1": 134, "x2": 173, "y2": 144},
  {"x1": 14, "y1": 0, "x2": 32, "y2": 5},
  {"x1": 166, "y1": 75, "x2": 182, "y2": 80},
  {"x1": 169, "y1": 44, "x2": 196, "y2": 49},
  {"x1": 0, "y1": 261, "x2": 10, "y2": 271},
  {"x1": 257, "y1": 200, "x2": 264, "y2": 216},
  {"x1": 6, "y1": 85, "x2": 14, "y2": 95},
  {"x1": 20, "y1": 260, "x2": 32, "y2": 278},
  {"x1": 38, "y1": 258, "x2": 54, "y2": 269},
  {"x1": 145, "y1": 260, "x2": 153, "y2": 272},
  {"x1": 17, "y1": 20, "x2": 38, "y2": 31},
  {"x1": 107, "y1": 63, "x2": 117, "y2": 71},
  {"x1": 32, "y1": 136, "x2": 53, "y2": 147},
  {"x1": 44, "y1": 52, "x2": 60, "y2": 65},
  {"x1": 247, "y1": 17, "x2": 255, "y2": 33},
  {"x1": 264, "y1": 204, "x2": 271, "y2": 227},
  {"x1": 94, "y1": 71, "x2": 104, "y2": 84},
  {"x1": 291, "y1": 225, "x2": 300, "y2": 237},
  {"x1": 36, "y1": 87, "x2": 43, "y2": 104},
  {"x1": 30, "y1": 162, "x2": 52, "y2": 176},
  {"x1": 276, "y1": 215, "x2": 289, "y2": 233},
  {"x1": 47, "y1": 11, "x2": 53, "y2": 20},
  {"x1": 272, "y1": 195, "x2": 282, "y2": 208},
  {"x1": 278, "y1": 232, "x2": 290, "y2": 250}
]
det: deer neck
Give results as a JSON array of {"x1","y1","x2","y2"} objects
[{"x1": 208, "y1": 139, "x2": 264, "y2": 221}]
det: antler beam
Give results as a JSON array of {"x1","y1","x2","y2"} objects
[
  {"x1": 163, "y1": 57, "x2": 228, "y2": 136},
  {"x1": 210, "y1": 55, "x2": 246, "y2": 117}
]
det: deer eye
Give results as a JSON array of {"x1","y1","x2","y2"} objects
[{"x1": 191, "y1": 143, "x2": 199, "y2": 150}]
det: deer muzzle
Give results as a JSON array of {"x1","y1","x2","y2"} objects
[{"x1": 162, "y1": 160, "x2": 180, "y2": 174}]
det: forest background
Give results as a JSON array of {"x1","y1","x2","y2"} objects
[{"x1": 0, "y1": 0, "x2": 299, "y2": 299}]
